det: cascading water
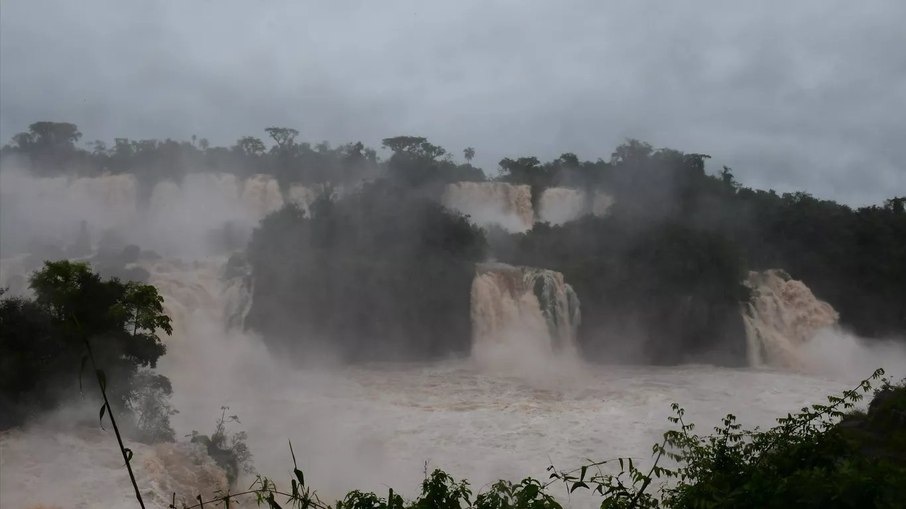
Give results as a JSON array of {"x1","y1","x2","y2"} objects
[
  {"x1": 286, "y1": 182, "x2": 338, "y2": 216},
  {"x1": 537, "y1": 188, "x2": 613, "y2": 225},
  {"x1": 239, "y1": 174, "x2": 284, "y2": 218},
  {"x1": 0, "y1": 171, "x2": 139, "y2": 254},
  {"x1": 742, "y1": 269, "x2": 839, "y2": 368},
  {"x1": 442, "y1": 182, "x2": 614, "y2": 231},
  {"x1": 537, "y1": 188, "x2": 585, "y2": 225},
  {"x1": 442, "y1": 182, "x2": 534, "y2": 232},
  {"x1": 470, "y1": 263, "x2": 580, "y2": 370},
  {"x1": 589, "y1": 191, "x2": 614, "y2": 217}
]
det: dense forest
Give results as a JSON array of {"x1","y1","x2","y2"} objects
[{"x1": 2, "y1": 121, "x2": 905, "y2": 365}]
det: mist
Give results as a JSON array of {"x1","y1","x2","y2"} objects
[
  {"x1": 2, "y1": 2, "x2": 906, "y2": 507},
  {"x1": 2, "y1": 163, "x2": 904, "y2": 507}
]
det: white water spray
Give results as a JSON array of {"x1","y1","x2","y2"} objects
[
  {"x1": 470, "y1": 263, "x2": 580, "y2": 372},
  {"x1": 742, "y1": 269, "x2": 839, "y2": 368}
]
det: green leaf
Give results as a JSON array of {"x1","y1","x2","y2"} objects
[
  {"x1": 289, "y1": 439, "x2": 299, "y2": 468},
  {"x1": 124, "y1": 448, "x2": 133, "y2": 462},
  {"x1": 266, "y1": 493, "x2": 283, "y2": 509},
  {"x1": 99, "y1": 403, "x2": 107, "y2": 429},
  {"x1": 569, "y1": 481, "x2": 588, "y2": 493}
]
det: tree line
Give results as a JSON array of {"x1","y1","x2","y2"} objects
[{"x1": 4, "y1": 122, "x2": 905, "y2": 364}]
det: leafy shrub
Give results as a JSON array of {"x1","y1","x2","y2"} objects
[{"x1": 0, "y1": 261, "x2": 175, "y2": 441}]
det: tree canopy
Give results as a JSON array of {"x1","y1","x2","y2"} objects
[
  {"x1": 245, "y1": 181, "x2": 487, "y2": 361},
  {"x1": 0, "y1": 261, "x2": 175, "y2": 440}
]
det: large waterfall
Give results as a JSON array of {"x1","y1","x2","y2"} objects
[
  {"x1": 742, "y1": 269, "x2": 839, "y2": 369},
  {"x1": 470, "y1": 263, "x2": 580, "y2": 369}
]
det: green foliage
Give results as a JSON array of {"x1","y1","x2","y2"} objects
[
  {"x1": 1, "y1": 123, "x2": 386, "y2": 197},
  {"x1": 0, "y1": 261, "x2": 174, "y2": 441},
  {"x1": 382, "y1": 135, "x2": 484, "y2": 187},
  {"x1": 128, "y1": 371, "x2": 178, "y2": 443},
  {"x1": 660, "y1": 369, "x2": 906, "y2": 508}
]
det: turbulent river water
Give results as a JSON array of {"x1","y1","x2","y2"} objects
[
  {"x1": 1, "y1": 171, "x2": 904, "y2": 509},
  {"x1": 4, "y1": 254, "x2": 901, "y2": 509}
]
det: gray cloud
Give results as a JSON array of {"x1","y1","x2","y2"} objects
[{"x1": 2, "y1": 0, "x2": 904, "y2": 205}]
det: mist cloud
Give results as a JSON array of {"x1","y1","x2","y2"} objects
[{"x1": 1, "y1": 0, "x2": 904, "y2": 205}]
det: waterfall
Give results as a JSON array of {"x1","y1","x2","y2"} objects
[
  {"x1": 442, "y1": 182, "x2": 614, "y2": 231},
  {"x1": 470, "y1": 263, "x2": 580, "y2": 368},
  {"x1": 442, "y1": 182, "x2": 534, "y2": 232},
  {"x1": 240, "y1": 174, "x2": 284, "y2": 218},
  {"x1": 136, "y1": 256, "x2": 253, "y2": 336},
  {"x1": 742, "y1": 269, "x2": 839, "y2": 368},
  {"x1": 223, "y1": 256, "x2": 254, "y2": 330},
  {"x1": 0, "y1": 171, "x2": 139, "y2": 254},
  {"x1": 537, "y1": 188, "x2": 613, "y2": 225},
  {"x1": 286, "y1": 182, "x2": 342, "y2": 216},
  {"x1": 287, "y1": 183, "x2": 319, "y2": 215},
  {"x1": 589, "y1": 191, "x2": 614, "y2": 217},
  {"x1": 538, "y1": 188, "x2": 586, "y2": 225}
]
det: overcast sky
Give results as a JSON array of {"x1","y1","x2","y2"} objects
[{"x1": 1, "y1": 1, "x2": 904, "y2": 205}]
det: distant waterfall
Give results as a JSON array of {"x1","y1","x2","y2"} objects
[
  {"x1": 0, "y1": 171, "x2": 139, "y2": 253},
  {"x1": 443, "y1": 182, "x2": 614, "y2": 232},
  {"x1": 742, "y1": 269, "x2": 839, "y2": 368},
  {"x1": 287, "y1": 182, "x2": 341, "y2": 216},
  {"x1": 239, "y1": 174, "x2": 284, "y2": 217},
  {"x1": 442, "y1": 182, "x2": 534, "y2": 232},
  {"x1": 538, "y1": 188, "x2": 614, "y2": 225},
  {"x1": 537, "y1": 188, "x2": 585, "y2": 225},
  {"x1": 470, "y1": 263, "x2": 580, "y2": 367}
]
